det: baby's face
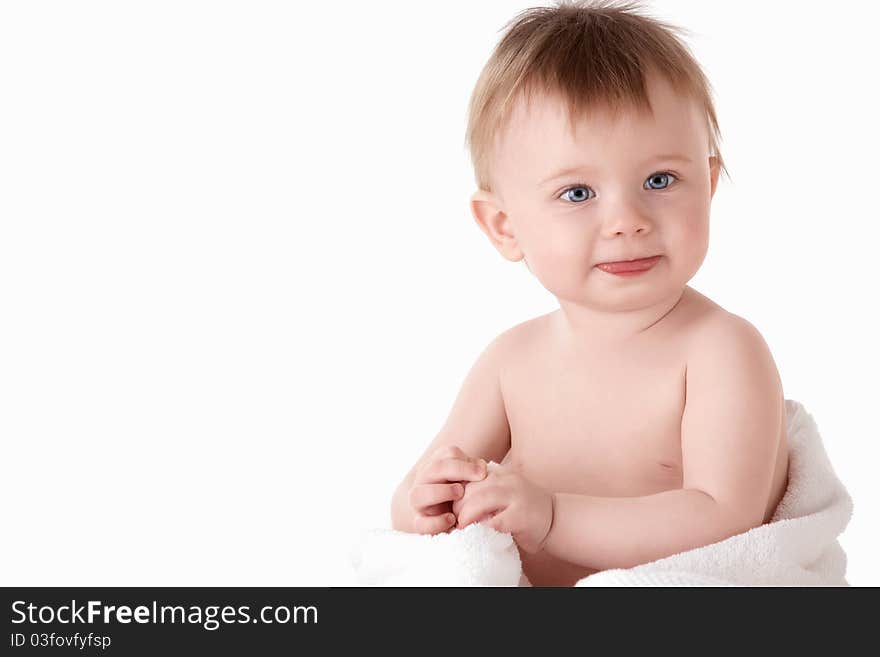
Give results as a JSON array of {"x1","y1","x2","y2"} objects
[{"x1": 474, "y1": 72, "x2": 720, "y2": 313}]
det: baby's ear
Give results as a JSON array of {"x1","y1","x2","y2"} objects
[
  {"x1": 709, "y1": 156, "x2": 721, "y2": 199},
  {"x1": 469, "y1": 190, "x2": 524, "y2": 263}
]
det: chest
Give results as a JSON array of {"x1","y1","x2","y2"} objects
[{"x1": 500, "y1": 343, "x2": 687, "y2": 497}]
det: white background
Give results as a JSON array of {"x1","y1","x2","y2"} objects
[{"x1": 1, "y1": 1, "x2": 877, "y2": 586}]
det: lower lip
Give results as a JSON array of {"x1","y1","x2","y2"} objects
[{"x1": 596, "y1": 255, "x2": 661, "y2": 276}]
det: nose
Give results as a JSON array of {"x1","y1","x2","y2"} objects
[{"x1": 600, "y1": 203, "x2": 653, "y2": 238}]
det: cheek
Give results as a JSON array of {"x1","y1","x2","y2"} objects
[
  {"x1": 686, "y1": 208, "x2": 710, "y2": 249},
  {"x1": 666, "y1": 201, "x2": 710, "y2": 267},
  {"x1": 669, "y1": 193, "x2": 709, "y2": 237},
  {"x1": 680, "y1": 212, "x2": 708, "y2": 241},
  {"x1": 525, "y1": 221, "x2": 593, "y2": 283}
]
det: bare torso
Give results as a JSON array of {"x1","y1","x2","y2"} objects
[{"x1": 499, "y1": 286, "x2": 790, "y2": 586}]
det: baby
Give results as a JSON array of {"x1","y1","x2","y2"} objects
[{"x1": 390, "y1": 0, "x2": 789, "y2": 586}]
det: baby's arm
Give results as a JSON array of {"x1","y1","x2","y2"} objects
[
  {"x1": 391, "y1": 331, "x2": 513, "y2": 533},
  {"x1": 541, "y1": 315, "x2": 785, "y2": 570}
]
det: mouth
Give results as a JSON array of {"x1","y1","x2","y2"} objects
[{"x1": 595, "y1": 255, "x2": 662, "y2": 275}]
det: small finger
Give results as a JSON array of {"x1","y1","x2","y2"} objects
[
  {"x1": 409, "y1": 482, "x2": 464, "y2": 511},
  {"x1": 414, "y1": 511, "x2": 457, "y2": 535},
  {"x1": 421, "y1": 502, "x2": 450, "y2": 516},
  {"x1": 433, "y1": 445, "x2": 466, "y2": 460},
  {"x1": 456, "y1": 489, "x2": 502, "y2": 529},
  {"x1": 487, "y1": 509, "x2": 508, "y2": 533},
  {"x1": 424, "y1": 457, "x2": 486, "y2": 484}
]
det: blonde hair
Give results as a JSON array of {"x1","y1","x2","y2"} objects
[{"x1": 464, "y1": 0, "x2": 730, "y2": 192}]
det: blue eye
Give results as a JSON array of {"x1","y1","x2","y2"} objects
[
  {"x1": 561, "y1": 185, "x2": 593, "y2": 203},
  {"x1": 559, "y1": 172, "x2": 678, "y2": 204},
  {"x1": 645, "y1": 172, "x2": 676, "y2": 190}
]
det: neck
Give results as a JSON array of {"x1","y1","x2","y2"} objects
[{"x1": 554, "y1": 286, "x2": 689, "y2": 346}]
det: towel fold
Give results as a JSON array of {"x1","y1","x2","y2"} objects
[{"x1": 351, "y1": 399, "x2": 853, "y2": 586}]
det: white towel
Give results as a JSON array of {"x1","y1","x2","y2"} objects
[
  {"x1": 351, "y1": 519, "x2": 522, "y2": 586},
  {"x1": 351, "y1": 399, "x2": 853, "y2": 586}
]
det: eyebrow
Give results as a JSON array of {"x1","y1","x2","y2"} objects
[{"x1": 540, "y1": 155, "x2": 694, "y2": 186}]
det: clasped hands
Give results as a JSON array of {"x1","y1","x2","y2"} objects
[{"x1": 408, "y1": 445, "x2": 555, "y2": 554}]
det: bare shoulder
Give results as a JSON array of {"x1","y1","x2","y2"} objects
[
  {"x1": 675, "y1": 287, "x2": 725, "y2": 333},
  {"x1": 490, "y1": 312, "x2": 553, "y2": 356},
  {"x1": 679, "y1": 288, "x2": 765, "y2": 349},
  {"x1": 684, "y1": 301, "x2": 783, "y2": 393},
  {"x1": 688, "y1": 306, "x2": 774, "y2": 355}
]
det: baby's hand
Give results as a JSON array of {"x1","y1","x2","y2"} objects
[
  {"x1": 407, "y1": 445, "x2": 488, "y2": 535},
  {"x1": 452, "y1": 464, "x2": 555, "y2": 554}
]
